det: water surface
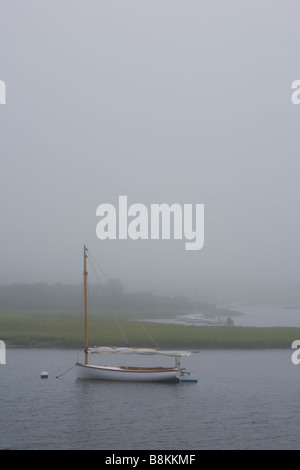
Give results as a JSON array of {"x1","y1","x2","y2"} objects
[{"x1": 1, "y1": 348, "x2": 299, "y2": 449}]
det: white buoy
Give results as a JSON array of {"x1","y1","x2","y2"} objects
[{"x1": 41, "y1": 371, "x2": 48, "y2": 379}]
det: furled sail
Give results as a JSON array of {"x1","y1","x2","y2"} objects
[{"x1": 87, "y1": 346, "x2": 191, "y2": 357}]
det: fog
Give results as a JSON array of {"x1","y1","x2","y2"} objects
[{"x1": 1, "y1": 1, "x2": 299, "y2": 302}]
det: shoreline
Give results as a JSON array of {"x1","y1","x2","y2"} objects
[
  {"x1": 4, "y1": 325, "x2": 299, "y2": 350},
  {"x1": 1, "y1": 309, "x2": 299, "y2": 351},
  {"x1": 4, "y1": 344, "x2": 293, "y2": 350}
]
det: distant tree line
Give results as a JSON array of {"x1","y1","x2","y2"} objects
[
  {"x1": 1, "y1": 281, "x2": 299, "y2": 314},
  {"x1": 0, "y1": 281, "x2": 215, "y2": 315}
]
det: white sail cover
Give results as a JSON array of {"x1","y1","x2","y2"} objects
[{"x1": 87, "y1": 346, "x2": 191, "y2": 357}]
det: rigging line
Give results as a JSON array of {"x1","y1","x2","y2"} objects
[
  {"x1": 139, "y1": 321, "x2": 160, "y2": 348},
  {"x1": 88, "y1": 249, "x2": 110, "y2": 282},
  {"x1": 88, "y1": 255, "x2": 108, "y2": 298},
  {"x1": 86, "y1": 275, "x2": 94, "y2": 347},
  {"x1": 56, "y1": 365, "x2": 75, "y2": 379},
  {"x1": 78, "y1": 282, "x2": 84, "y2": 345},
  {"x1": 87, "y1": 251, "x2": 130, "y2": 347},
  {"x1": 88, "y1": 255, "x2": 104, "y2": 286},
  {"x1": 114, "y1": 316, "x2": 130, "y2": 347}
]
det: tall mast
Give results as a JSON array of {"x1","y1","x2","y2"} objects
[{"x1": 83, "y1": 245, "x2": 88, "y2": 365}]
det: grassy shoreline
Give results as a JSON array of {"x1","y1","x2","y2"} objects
[{"x1": 1, "y1": 309, "x2": 299, "y2": 350}]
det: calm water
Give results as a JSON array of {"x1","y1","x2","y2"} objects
[{"x1": 1, "y1": 348, "x2": 300, "y2": 450}]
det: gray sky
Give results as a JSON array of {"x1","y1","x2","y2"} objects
[{"x1": 1, "y1": 0, "x2": 299, "y2": 297}]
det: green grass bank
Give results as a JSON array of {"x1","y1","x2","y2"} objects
[{"x1": 0, "y1": 309, "x2": 299, "y2": 349}]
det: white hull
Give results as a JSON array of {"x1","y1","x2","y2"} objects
[{"x1": 76, "y1": 362, "x2": 180, "y2": 383}]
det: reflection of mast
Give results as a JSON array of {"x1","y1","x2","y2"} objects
[{"x1": 84, "y1": 245, "x2": 88, "y2": 365}]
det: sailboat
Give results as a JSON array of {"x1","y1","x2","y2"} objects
[{"x1": 75, "y1": 245, "x2": 197, "y2": 383}]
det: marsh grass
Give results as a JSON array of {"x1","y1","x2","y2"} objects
[{"x1": 0, "y1": 309, "x2": 299, "y2": 349}]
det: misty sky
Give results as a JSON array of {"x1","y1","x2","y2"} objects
[{"x1": 0, "y1": 1, "x2": 299, "y2": 297}]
